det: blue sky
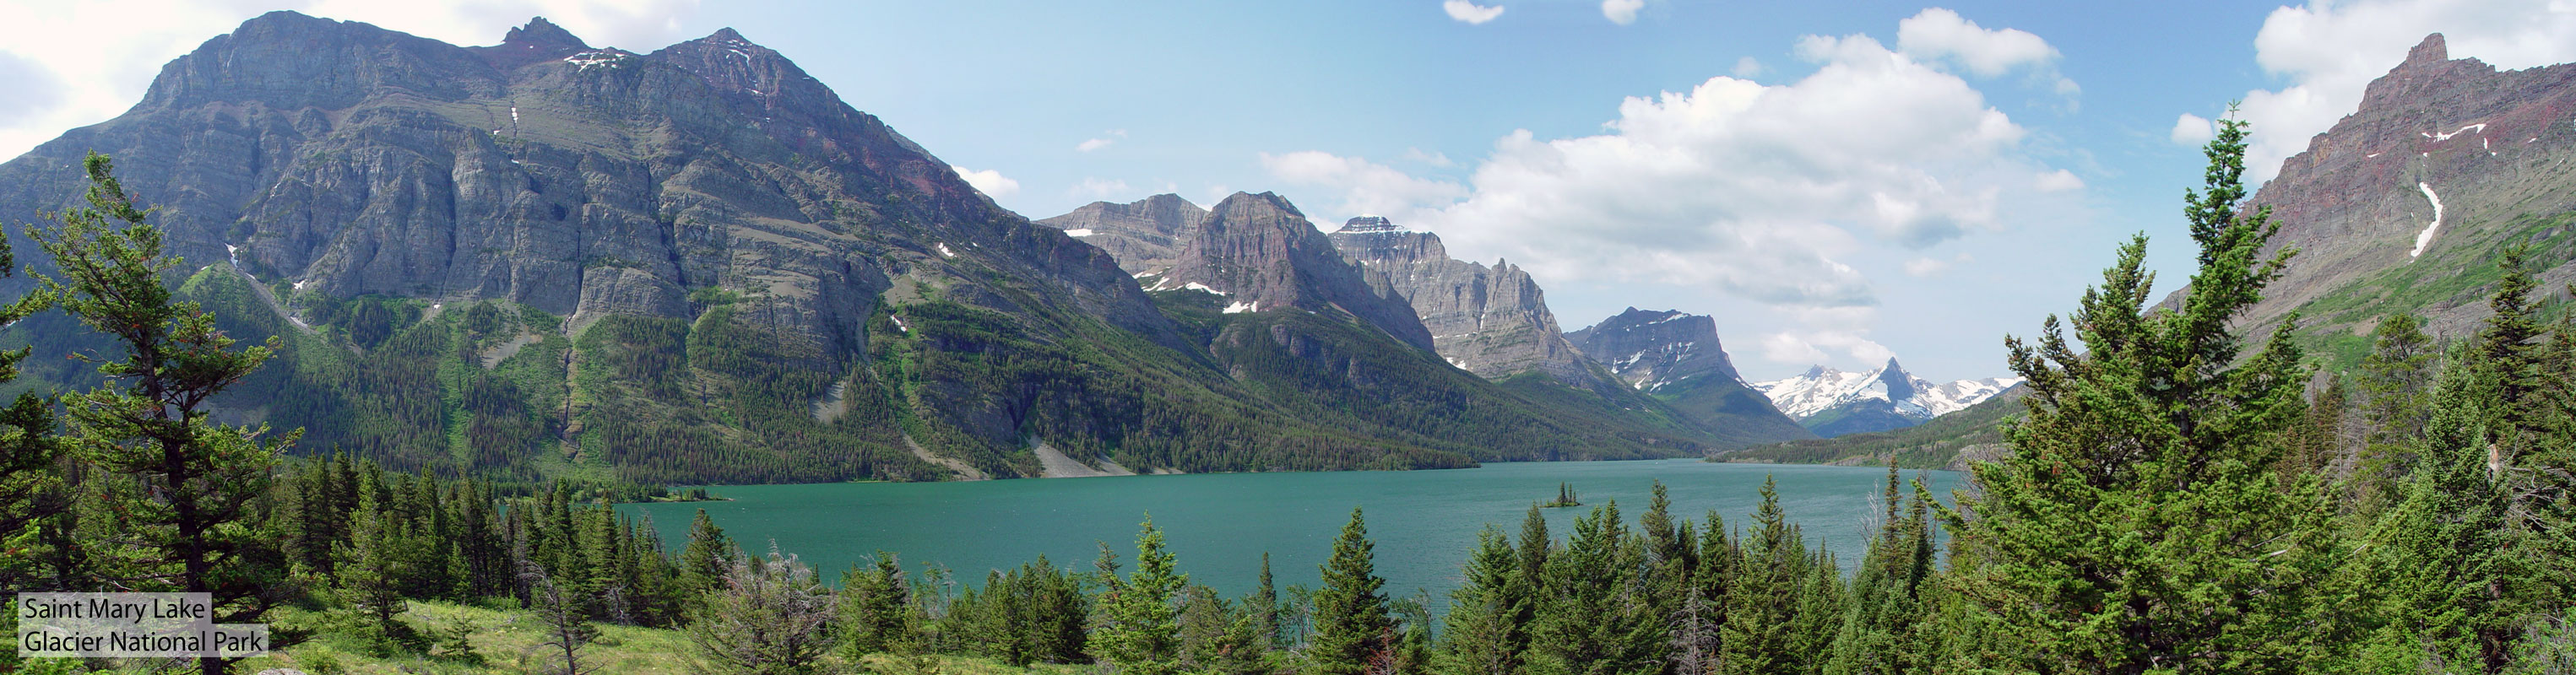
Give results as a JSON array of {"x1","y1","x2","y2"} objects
[{"x1": 3, "y1": 0, "x2": 2568, "y2": 382}]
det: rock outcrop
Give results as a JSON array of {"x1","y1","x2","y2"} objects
[
  {"x1": 1328, "y1": 216, "x2": 1601, "y2": 387},
  {"x1": 1035, "y1": 193, "x2": 1207, "y2": 276},
  {"x1": 1157, "y1": 193, "x2": 1437, "y2": 351},
  {"x1": 1567, "y1": 308, "x2": 1746, "y2": 388},
  {"x1": 2177, "y1": 33, "x2": 2576, "y2": 348}
]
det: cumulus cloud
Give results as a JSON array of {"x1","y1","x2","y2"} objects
[
  {"x1": 2229, "y1": 0, "x2": 2576, "y2": 183},
  {"x1": 1367, "y1": 27, "x2": 2070, "y2": 310},
  {"x1": 1895, "y1": 8, "x2": 2057, "y2": 77},
  {"x1": 2170, "y1": 112, "x2": 2216, "y2": 145},
  {"x1": 951, "y1": 165, "x2": 1020, "y2": 197},
  {"x1": 1442, "y1": 0, "x2": 1504, "y2": 24},
  {"x1": 0, "y1": 0, "x2": 703, "y2": 163},
  {"x1": 1260, "y1": 150, "x2": 1467, "y2": 224},
  {"x1": 1602, "y1": 0, "x2": 1644, "y2": 25},
  {"x1": 1760, "y1": 330, "x2": 1896, "y2": 368},
  {"x1": 1892, "y1": 8, "x2": 2078, "y2": 100},
  {"x1": 1076, "y1": 129, "x2": 1126, "y2": 152}
]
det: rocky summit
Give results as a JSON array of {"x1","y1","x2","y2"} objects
[
  {"x1": 1327, "y1": 215, "x2": 1598, "y2": 386},
  {"x1": 1153, "y1": 192, "x2": 1437, "y2": 351},
  {"x1": 2177, "y1": 33, "x2": 2576, "y2": 356},
  {"x1": 1034, "y1": 193, "x2": 1207, "y2": 276},
  {"x1": 1565, "y1": 308, "x2": 1815, "y2": 445},
  {"x1": 1751, "y1": 359, "x2": 2020, "y2": 437}
]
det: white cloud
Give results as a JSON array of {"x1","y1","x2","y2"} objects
[
  {"x1": 1895, "y1": 8, "x2": 2058, "y2": 77},
  {"x1": 1731, "y1": 57, "x2": 1765, "y2": 78},
  {"x1": 2229, "y1": 0, "x2": 2576, "y2": 183},
  {"x1": 2035, "y1": 169, "x2": 2084, "y2": 192},
  {"x1": 1076, "y1": 129, "x2": 1126, "y2": 153},
  {"x1": 1260, "y1": 150, "x2": 1467, "y2": 224},
  {"x1": 1602, "y1": 0, "x2": 1644, "y2": 25},
  {"x1": 1442, "y1": 0, "x2": 1504, "y2": 24},
  {"x1": 1760, "y1": 329, "x2": 1896, "y2": 367},
  {"x1": 0, "y1": 0, "x2": 702, "y2": 163},
  {"x1": 2170, "y1": 112, "x2": 2215, "y2": 145},
  {"x1": 1401, "y1": 147, "x2": 1455, "y2": 167},
  {"x1": 1369, "y1": 27, "x2": 2070, "y2": 310},
  {"x1": 952, "y1": 165, "x2": 1020, "y2": 197},
  {"x1": 1071, "y1": 177, "x2": 1132, "y2": 198}
]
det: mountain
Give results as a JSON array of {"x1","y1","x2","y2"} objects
[
  {"x1": 2178, "y1": 33, "x2": 2576, "y2": 366},
  {"x1": 1033, "y1": 193, "x2": 1207, "y2": 276},
  {"x1": 0, "y1": 12, "x2": 1698, "y2": 484},
  {"x1": 1725, "y1": 383, "x2": 2027, "y2": 469},
  {"x1": 1565, "y1": 308, "x2": 1816, "y2": 445},
  {"x1": 1326, "y1": 215, "x2": 1599, "y2": 386},
  {"x1": 1750, "y1": 359, "x2": 2021, "y2": 437},
  {"x1": 1149, "y1": 193, "x2": 1439, "y2": 351}
]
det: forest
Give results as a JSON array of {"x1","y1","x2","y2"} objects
[{"x1": 6, "y1": 116, "x2": 2576, "y2": 675}]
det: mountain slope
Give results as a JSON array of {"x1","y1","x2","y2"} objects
[
  {"x1": 0, "y1": 13, "x2": 1688, "y2": 483},
  {"x1": 1033, "y1": 194, "x2": 1207, "y2": 276},
  {"x1": 1724, "y1": 383, "x2": 2027, "y2": 469},
  {"x1": 2177, "y1": 33, "x2": 2576, "y2": 366},
  {"x1": 1566, "y1": 308, "x2": 1816, "y2": 446}
]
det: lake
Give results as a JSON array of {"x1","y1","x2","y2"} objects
[{"x1": 630, "y1": 459, "x2": 1963, "y2": 607}]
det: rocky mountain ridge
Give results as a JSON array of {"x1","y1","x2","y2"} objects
[
  {"x1": 2180, "y1": 33, "x2": 2576, "y2": 361},
  {"x1": 1326, "y1": 215, "x2": 1601, "y2": 387},
  {"x1": 1751, "y1": 359, "x2": 2021, "y2": 437}
]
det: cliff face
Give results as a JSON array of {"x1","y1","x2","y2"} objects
[
  {"x1": 0, "y1": 12, "x2": 1165, "y2": 367},
  {"x1": 1327, "y1": 217, "x2": 1601, "y2": 388},
  {"x1": 1157, "y1": 193, "x2": 1437, "y2": 352},
  {"x1": 2183, "y1": 33, "x2": 2576, "y2": 349},
  {"x1": 5, "y1": 12, "x2": 1609, "y2": 482},
  {"x1": 1035, "y1": 194, "x2": 1207, "y2": 275},
  {"x1": 1567, "y1": 307, "x2": 1746, "y2": 388}
]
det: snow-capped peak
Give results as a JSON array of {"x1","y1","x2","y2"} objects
[{"x1": 1752, "y1": 358, "x2": 2020, "y2": 422}]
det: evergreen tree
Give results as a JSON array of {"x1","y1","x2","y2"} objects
[
  {"x1": 524, "y1": 562, "x2": 601, "y2": 675},
  {"x1": 1721, "y1": 478, "x2": 1799, "y2": 675},
  {"x1": 1438, "y1": 526, "x2": 1530, "y2": 675},
  {"x1": 1310, "y1": 507, "x2": 1393, "y2": 675},
  {"x1": 1673, "y1": 511, "x2": 1733, "y2": 675},
  {"x1": 1531, "y1": 500, "x2": 1664, "y2": 675},
  {"x1": 1944, "y1": 113, "x2": 2335, "y2": 673},
  {"x1": 1093, "y1": 516, "x2": 1186, "y2": 675},
  {"x1": 839, "y1": 552, "x2": 915, "y2": 658},
  {"x1": 27, "y1": 152, "x2": 302, "y2": 675},
  {"x1": 2353, "y1": 347, "x2": 2530, "y2": 672},
  {"x1": 1253, "y1": 553, "x2": 1283, "y2": 650},
  {"x1": 2356, "y1": 312, "x2": 2440, "y2": 494},
  {"x1": 338, "y1": 483, "x2": 413, "y2": 654},
  {"x1": 681, "y1": 508, "x2": 735, "y2": 602},
  {"x1": 686, "y1": 548, "x2": 834, "y2": 675}
]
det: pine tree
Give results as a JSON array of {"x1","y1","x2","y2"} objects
[
  {"x1": 838, "y1": 552, "x2": 914, "y2": 658},
  {"x1": 1253, "y1": 552, "x2": 1283, "y2": 650},
  {"x1": 0, "y1": 186, "x2": 59, "y2": 597},
  {"x1": 524, "y1": 561, "x2": 601, "y2": 675},
  {"x1": 2356, "y1": 312, "x2": 2439, "y2": 494},
  {"x1": 1437, "y1": 526, "x2": 1529, "y2": 675},
  {"x1": 28, "y1": 152, "x2": 302, "y2": 675},
  {"x1": 2353, "y1": 347, "x2": 2530, "y2": 672},
  {"x1": 1721, "y1": 478, "x2": 1799, "y2": 675},
  {"x1": 1092, "y1": 516, "x2": 1186, "y2": 675},
  {"x1": 681, "y1": 508, "x2": 735, "y2": 602},
  {"x1": 1673, "y1": 510, "x2": 1733, "y2": 675},
  {"x1": 686, "y1": 548, "x2": 834, "y2": 675},
  {"x1": 1530, "y1": 500, "x2": 1663, "y2": 675},
  {"x1": 1944, "y1": 113, "x2": 2335, "y2": 673},
  {"x1": 1310, "y1": 507, "x2": 1392, "y2": 675},
  {"x1": 338, "y1": 484, "x2": 413, "y2": 654}
]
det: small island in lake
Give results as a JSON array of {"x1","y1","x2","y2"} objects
[{"x1": 1543, "y1": 482, "x2": 1582, "y2": 508}]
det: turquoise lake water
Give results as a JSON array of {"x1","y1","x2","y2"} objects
[{"x1": 630, "y1": 459, "x2": 1962, "y2": 606}]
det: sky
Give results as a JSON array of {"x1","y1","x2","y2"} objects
[{"x1": 2, "y1": 0, "x2": 2573, "y2": 383}]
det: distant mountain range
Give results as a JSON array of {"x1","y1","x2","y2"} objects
[{"x1": 1751, "y1": 359, "x2": 2021, "y2": 437}]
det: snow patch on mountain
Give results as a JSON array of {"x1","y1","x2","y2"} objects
[{"x1": 1753, "y1": 359, "x2": 2021, "y2": 422}]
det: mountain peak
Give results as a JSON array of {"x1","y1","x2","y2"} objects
[
  {"x1": 502, "y1": 17, "x2": 588, "y2": 51},
  {"x1": 2404, "y1": 33, "x2": 2448, "y2": 68}
]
